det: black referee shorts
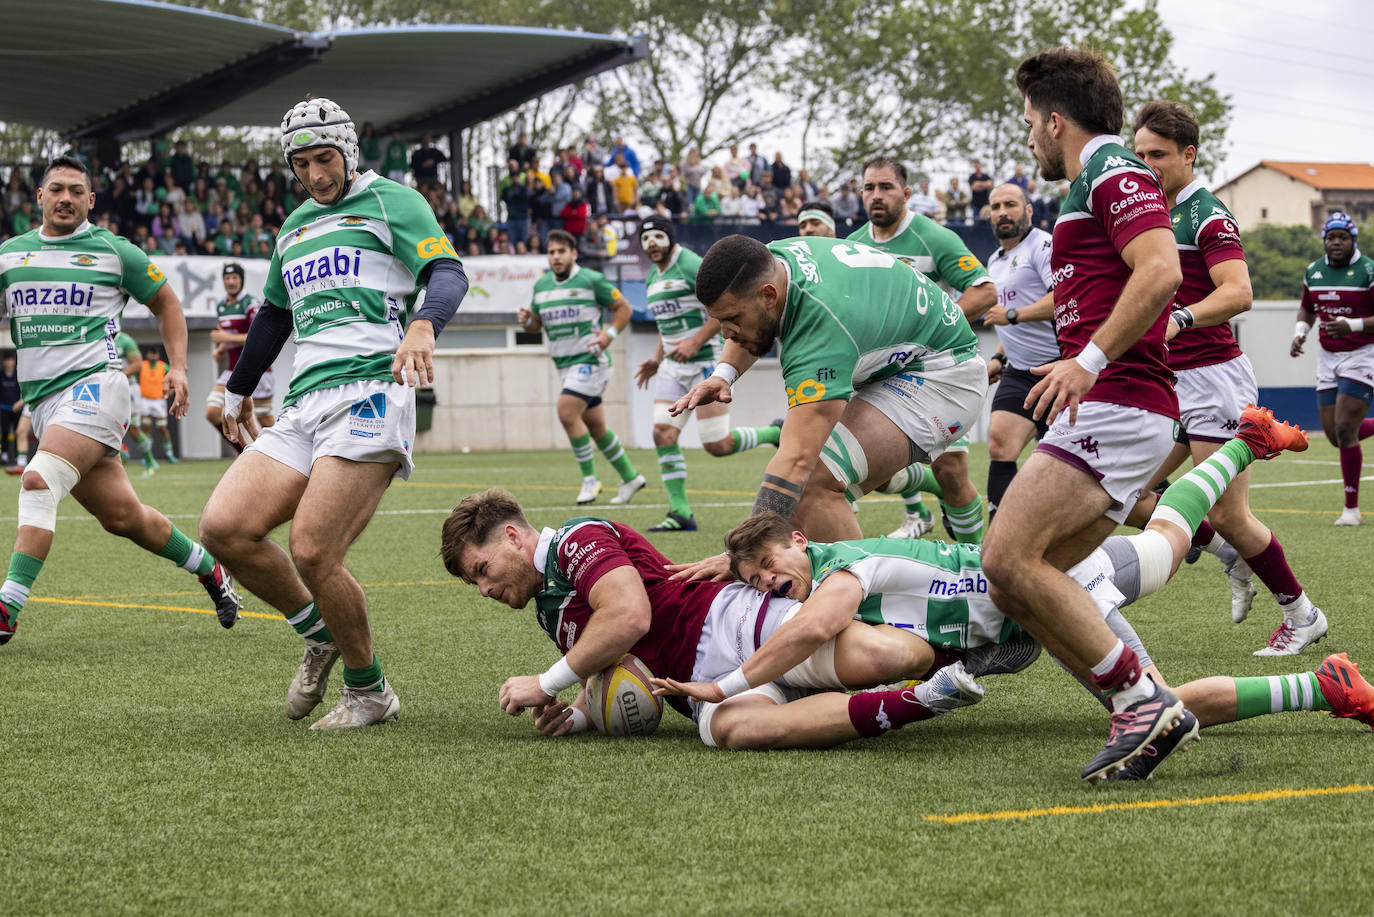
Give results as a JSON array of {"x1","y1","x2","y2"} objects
[{"x1": 990, "y1": 364, "x2": 1050, "y2": 438}]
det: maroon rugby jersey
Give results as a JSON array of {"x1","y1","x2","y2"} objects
[
  {"x1": 1051, "y1": 137, "x2": 1178, "y2": 417},
  {"x1": 1167, "y1": 181, "x2": 1245, "y2": 371},
  {"x1": 215, "y1": 293, "x2": 260, "y2": 371},
  {"x1": 534, "y1": 518, "x2": 725, "y2": 698},
  {"x1": 1302, "y1": 252, "x2": 1374, "y2": 353}
]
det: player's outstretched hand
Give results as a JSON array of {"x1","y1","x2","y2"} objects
[
  {"x1": 666, "y1": 552, "x2": 733, "y2": 582},
  {"x1": 392, "y1": 319, "x2": 436, "y2": 387},
  {"x1": 671, "y1": 376, "x2": 731, "y2": 416},
  {"x1": 650, "y1": 677, "x2": 725, "y2": 704},
  {"x1": 532, "y1": 699, "x2": 589, "y2": 736},
  {"x1": 634, "y1": 358, "x2": 660, "y2": 389},
  {"x1": 1290, "y1": 336, "x2": 1305, "y2": 357},
  {"x1": 220, "y1": 392, "x2": 260, "y2": 446},
  {"x1": 499, "y1": 674, "x2": 555, "y2": 715},
  {"x1": 164, "y1": 365, "x2": 190, "y2": 418},
  {"x1": 1026, "y1": 358, "x2": 1096, "y2": 425}
]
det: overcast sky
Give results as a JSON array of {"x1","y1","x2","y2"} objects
[{"x1": 1154, "y1": 0, "x2": 1374, "y2": 183}]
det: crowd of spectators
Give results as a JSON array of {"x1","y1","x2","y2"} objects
[{"x1": 0, "y1": 126, "x2": 1067, "y2": 260}]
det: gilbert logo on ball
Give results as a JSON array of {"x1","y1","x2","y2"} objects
[
  {"x1": 586, "y1": 653, "x2": 663, "y2": 737},
  {"x1": 293, "y1": 130, "x2": 315, "y2": 145}
]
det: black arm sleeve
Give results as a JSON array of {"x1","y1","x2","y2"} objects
[
  {"x1": 226, "y1": 302, "x2": 294, "y2": 396},
  {"x1": 411, "y1": 259, "x2": 468, "y2": 335}
]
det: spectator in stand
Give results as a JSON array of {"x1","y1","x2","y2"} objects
[
  {"x1": 1008, "y1": 162, "x2": 1029, "y2": 190},
  {"x1": 581, "y1": 137, "x2": 601, "y2": 173},
  {"x1": 469, "y1": 205, "x2": 492, "y2": 238},
  {"x1": 548, "y1": 169, "x2": 572, "y2": 220},
  {"x1": 189, "y1": 177, "x2": 212, "y2": 212},
  {"x1": 555, "y1": 146, "x2": 581, "y2": 183},
  {"x1": 658, "y1": 169, "x2": 688, "y2": 218},
  {"x1": 175, "y1": 197, "x2": 205, "y2": 244},
  {"x1": 254, "y1": 238, "x2": 272, "y2": 259},
  {"x1": 679, "y1": 147, "x2": 706, "y2": 205},
  {"x1": 528, "y1": 155, "x2": 552, "y2": 190},
  {"x1": 703, "y1": 164, "x2": 730, "y2": 200},
  {"x1": 639, "y1": 168, "x2": 663, "y2": 207},
  {"x1": 258, "y1": 195, "x2": 284, "y2": 231},
  {"x1": 11, "y1": 200, "x2": 35, "y2": 236},
  {"x1": 561, "y1": 186, "x2": 589, "y2": 236},
  {"x1": 610, "y1": 154, "x2": 638, "y2": 212},
  {"x1": 526, "y1": 170, "x2": 550, "y2": 239},
  {"x1": 726, "y1": 144, "x2": 749, "y2": 188},
  {"x1": 796, "y1": 168, "x2": 818, "y2": 202},
  {"x1": 151, "y1": 202, "x2": 176, "y2": 239},
  {"x1": 4, "y1": 173, "x2": 25, "y2": 213},
  {"x1": 229, "y1": 238, "x2": 245, "y2": 258},
  {"x1": 212, "y1": 220, "x2": 235, "y2": 255},
  {"x1": 411, "y1": 134, "x2": 447, "y2": 189},
  {"x1": 211, "y1": 176, "x2": 234, "y2": 212},
  {"x1": 740, "y1": 183, "x2": 764, "y2": 223},
  {"x1": 758, "y1": 172, "x2": 781, "y2": 221},
  {"x1": 463, "y1": 226, "x2": 481, "y2": 256},
  {"x1": 155, "y1": 220, "x2": 180, "y2": 254},
  {"x1": 941, "y1": 177, "x2": 969, "y2": 224},
  {"x1": 719, "y1": 184, "x2": 742, "y2": 220},
  {"x1": 111, "y1": 176, "x2": 136, "y2": 229},
  {"x1": 527, "y1": 232, "x2": 544, "y2": 255},
  {"x1": 605, "y1": 135, "x2": 640, "y2": 177},
  {"x1": 134, "y1": 156, "x2": 161, "y2": 190},
  {"x1": 384, "y1": 131, "x2": 409, "y2": 183},
  {"x1": 509, "y1": 132, "x2": 537, "y2": 168},
  {"x1": 907, "y1": 178, "x2": 939, "y2": 218},
  {"x1": 456, "y1": 180, "x2": 478, "y2": 220},
  {"x1": 358, "y1": 122, "x2": 383, "y2": 173},
  {"x1": 168, "y1": 140, "x2": 195, "y2": 190},
  {"x1": 691, "y1": 183, "x2": 721, "y2": 223},
  {"x1": 501, "y1": 169, "x2": 532, "y2": 248},
  {"x1": 240, "y1": 177, "x2": 261, "y2": 213},
  {"x1": 779, "y1": 186, "x2": 802, "y2": 224},
  {"x1": 833, "y1": 182, "x2": 861, "y2": 229},
  {"x1": 771, "y1": 151, "x2": 792, "y2": 190},
  {"x1": 161, "y1": 173, "x2": 185, "y2": 208},
  {"x1": 745, "y1": 142, "x2": 767, "y2": 187},
  {"x1": 968, "y1": 159, "x2": 993, "y2": 221},
  {"x1": 584, "y1": 164, "x2": 614, "y2": 215},
  {"x1": 214, "y1": 160, "x2": 239, "y2": 193},
  {"x1": 484, "y1": 226, "x2": 503, "y2": 254}
]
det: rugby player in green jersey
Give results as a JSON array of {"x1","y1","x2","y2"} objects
[
  {"x1": 0, "y1": 156, "x2": 241, "y2": 646},
  {"x1": 519, "y1": 229, "x2": 644, "y2": 507},
  {"x1": 113, "y1": 330, "x2": 159, "y2": 475},
  {"x1": 198, "y1": 99, "x2": 469, "y2": 728}
]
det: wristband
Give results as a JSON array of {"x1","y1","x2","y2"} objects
[
  {"x1": 1295, "y1": 321, "x2": 1311, "y2": 339},
  {"x1": 538, "y1": 656, "x2": 579, "y2": 697},
  {"x1": 566, "y1": 707, "x2": 589, "y2": 734},
  {"x1": 604, "y1": 325, "x2": 619, "y2": 339},
  {"x1": 717, "y1": 667, "x2": 752, "y2": 699},
  {"x1": 710, "y1": 363, "x2": 740, "y2": 386},
  {"x1": 1171, "y1": 307, "x2": 1195, "y2": 330},
  {"x1": 1346, "y1": 317, "x2": 1365, "y2": 332},
  {"x1": 1074, "y1": 341, "x2": 1109, "y2": 375},
  {"x1": 989, "y1": 353, "x2": 1006, "y2": 365}
]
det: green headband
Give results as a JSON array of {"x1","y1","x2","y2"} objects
[{"x1": 798, "y1": 209, "x2": 835, "y2": 230}]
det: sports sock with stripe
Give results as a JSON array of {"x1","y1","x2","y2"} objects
[
  {"x1": 656, "y1": 445, "x2": 691, "y2": 517},
  {"x1": 595, "y1": 430, "x2": 638, "y2": 482},
  {"x1": 1233, "y1": 672, "x2": 1330, "y2": 719},
  {"x1": 568, "y1": 433, "x2": 596, "y2": 478},
  {"x1": 1152, "y1": 439, "x2": 1256, "y2": 535},
  {"x1": 285, "y1": 600, "x2": 333, "y2": 643},
  {"x1": 941, "y1": 495, "x2": 985, "y2": 544},
  {"x1": 730, "y1": 425, "x2": 781, "y2": 452},
  {"x1": 343, "y1": 654, "x2": 387, "y2": 693},
  {"x1": 0, "y1": 552, "x2": 43, "y2": 622},
  {"x1": 156, "y1": 525, "x2": 216, "y2": 576}
]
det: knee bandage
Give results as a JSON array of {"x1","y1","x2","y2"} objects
[
  {"x1": 818, "y1": 422, "x2": 869, "y2": 503},
  {"x1": 652, "y1": 400, "x2": 689, "y2": 431},
  {"x1": 695, "y1": 412, "x2": 732, "y2": 445},
  {"x1": 1128, "y1": 529, "x2": 1175, "y2": 598},
  {"x1": 18, "y1": 452, "x2": 80, "y2": 532}
]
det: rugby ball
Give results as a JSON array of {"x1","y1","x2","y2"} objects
[{"x1": 585, "y1": 654, "x2": 663, "y2": 737}]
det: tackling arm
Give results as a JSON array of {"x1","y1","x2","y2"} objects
[{"x1": 752, "y1": 398, "x2": 846, "y2": 519}]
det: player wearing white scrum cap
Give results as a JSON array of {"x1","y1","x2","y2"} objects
[{"x1": 199, "y1": 97, "x2": 470, "y2": 729}]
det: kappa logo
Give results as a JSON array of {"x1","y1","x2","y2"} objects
[
  {"x1": 72, "y1": 382, "x2": 100, "y2": 403},
  {"x1": 1073, "y1": 435, "x2": 1101, "y2": 459},
  {"x1": 349, "y1": 393, "x2": 387, "y2": 420},
  {"x1": 1103, "y1": 155, "x2": 1132, "y2": 169},
  {"x1": 69, "y1": 253, "x2": 98, "y2": 267},
  {"x1": 562, "y1": 620, "x2": 578, "y2": 647}
]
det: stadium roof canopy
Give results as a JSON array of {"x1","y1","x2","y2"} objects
[{"x1": 0, "y1": 0, "x2": 646, "y2": 141}]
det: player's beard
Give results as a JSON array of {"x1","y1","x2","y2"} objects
[
  {"x1": 739, "y1": 312, "x2": 780, "y2": 357},
  {"x1": 867, "y1": 200, "x2": 901, "y2": 229},
  {"x1": 1032, "y1": 125, "x2": 1066, "y2": 182},
  {"x1": 995, "y1": 215, "x2": 1030, "y2": 240}
]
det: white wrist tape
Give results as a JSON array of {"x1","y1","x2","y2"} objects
[
  {"x1": 604, "y1": 325, "x2": 619, "y2": 339},
  {"x1": 1074, "y1": 341, "x2": 1109, "y2": 375},
  {"x1": 1346, "y1": 317, "x2": 1365, "y2": 332},
  {"x1": 538, "y1": 656, "x2": 579, "y2": 697},
  {"x1": 717, "y1": 667, "x2": 752, "y2": 699},
  {"x1": 566, "y1": 706, "x2": 589, "y2": 734},
  {"x1": 1295, "y1": 321, "x2": 1311, "y2": 339},
  {"x1": 710, "y1": 363, "x2": 740, "y2": 386}
]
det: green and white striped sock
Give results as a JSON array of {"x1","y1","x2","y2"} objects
[
  {"x1": 730, "y1": 425, "x2": 781, "y2": 452},
  {"x1": 285, "y1": 600, "x2": 333, "y2": 643},
  {"x1": 569, "y1": 433, "x2": 596, "y2": 478},
  {"x1": 156, "y1": 525, "x2": 216, "y2": 576},
  {"x1": 942, "y1": 495, "x2": 985, "y2": 544},
  {"x1": 1154, "y1": 439, "x2": 1256, "y2": 536},
  {"x1": 0, "y1": 552, "x2": 43, "y2": 621},
  {"x1": 1233, "y1": 672, "x2": 1329, "y2": 719},
  {"x1": 596, "y1": 430, "x2": 638, "y2": 482},
  {"x1": 656, "y1": 445, "x2": 691, "y2": 516}
]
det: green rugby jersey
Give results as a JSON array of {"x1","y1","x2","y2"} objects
[
  {"x1": 645, "y1": 246, "x2": 721, "y2": 364},
  {"x1": 114, "y1": 331, "x2": 141, "y2": 368},
  {"x1": 768, "y1": 236, "x2": 978, "y2": 407},
  {"x1": 0, "y1": 221, "x2": 165, "y2": 405},
  {"x1": 850, "y1": 211, "x2": 991, "y2": 292},
  {"x1": 806, "y1": 538, "x2": 1023, "y2": 649},
  {"x1": 530, "y1": 264, "x2": 621, "y2": 370},
  {"x1": 262, "y1": 171, "x2": 461, "y2": 406}
]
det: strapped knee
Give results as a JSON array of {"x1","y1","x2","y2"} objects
[
  {"x1": 652, "y1": 401, "x2": 689, "y2": 431},
  {"x1": 695, "y1": 412, "x2": 732, "y2": 444},
  {"x1": 18, "y1": 452, "x2": 80, "y2": 532},
  {"x1": 818, "y1": 422, "x2": 869, "y2": 503}
]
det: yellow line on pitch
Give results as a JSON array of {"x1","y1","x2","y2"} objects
[
  {"x1": 29, "y1": 596, "x2": 282, "y2": 620},
  {"x1": 924, "y1": 782, "x2": 1374, "y2": 825}
]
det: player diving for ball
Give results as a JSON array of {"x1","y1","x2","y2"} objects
[
  {"x1": 657, "y1": 407, "x2": 1374, "y2": 778},
  {"x1": 633, "y1": 216, "x2": 783, "y2": 532}
]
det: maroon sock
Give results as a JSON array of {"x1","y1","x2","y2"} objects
[
  {"x1": 924, "y1": 647, "x2": 965, "y2": 677},
  {"x1": 1360, "y1": 418, "x2": 1374, "y2": 441},
  {"x1": 1090, "y1": 643, "x2": 1142, "y2": 696},
  {"x1": 847, "y1": 689, "x2": 935, "y2": 738},
  {"x1": 1244, "y1": 534, "x2": 1304, "y2": 606},
  {"x1": 1340, "y1": 445, "x2": 1363, "y2": 508},
  {"x1": 1191, "y1": 519, "x2": 1217, "y2": 549}
]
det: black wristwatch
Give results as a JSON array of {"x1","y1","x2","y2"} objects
[{"x1": 1006, "y1": 307, "x2": 1020, "y2": 325}]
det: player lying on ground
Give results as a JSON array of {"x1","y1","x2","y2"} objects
[
  {"x1": 657, "y1": 407, "x2": 1374, "y2": 778},
  {"x1": 440, "y1": 487, "x2": 1002, "y2": 750}
]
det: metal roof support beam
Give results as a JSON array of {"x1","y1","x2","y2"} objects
[
  {"x1": 381, "y1": 34, "x2": 647, "y2": 138},
  {"x1": 70, "y1": 35, "x2": 331, "y2": 141}
]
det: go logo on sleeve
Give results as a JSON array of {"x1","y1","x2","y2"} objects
[
  {"x1": 787, "y1": 378, "x2": 827, "y2": 407},
  {"x1": 957, "y1": 254, "x2": 980, "y2": 272},
  {"x1": 417, "y1": 236, "x2": 459, "y2": 259},
  {"x1": 147, "y1": 263, "x2": 165, "y2": 282}
]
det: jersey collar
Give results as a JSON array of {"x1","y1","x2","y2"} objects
[
  {"x1": 1326, "y1": 250, "x2": 1363, "y2": 267},
  {"x1": 868, "y1": 208, "x2": 914, "y2": 243},
  {"x1": 534, "y1": 527, "x2": 556, "y2": 575},
  {"x1": 38, "y1": 220, "x2": 92, "y2": 242},
  {"x1": 1079, "y1": 134, "x2": 1119, "y2": 168},
  {"x1": 663, "y1": 246, "x2": 682, "y2": 271},
  {"x1": 1175, "y1": 178, "x2": 1206, "y2": 205},
  {"x1": 553, "y1": 264, "x2": 582, "y2": 285}
]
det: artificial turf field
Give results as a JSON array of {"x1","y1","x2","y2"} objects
[{"x1": 2, "y1": 441, "x2": 1372, "y2": 915}]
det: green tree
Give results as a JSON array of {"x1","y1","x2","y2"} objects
[{"x1": 1243, "y1": 223, "x2": 1319, "y2": 300}]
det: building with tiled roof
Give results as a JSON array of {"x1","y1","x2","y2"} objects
[{"x1": 1213, "y1": 161, "x2": 1374, "y2": 230}]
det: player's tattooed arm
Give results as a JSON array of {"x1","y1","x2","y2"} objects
[
  {"x1": 750, "y1": 398, "x2": 847, "y2": 518},
  {"x1": 753, "y1": 476, "x2": 803, "y2": 518}
]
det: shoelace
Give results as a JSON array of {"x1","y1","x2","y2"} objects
[
  {"x1": 1105, "y1": 709, "x2": 1152, "y2": 744},
  {"x1": 1267, "y1": 622, "x2": 1295, "y2": 649}
]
